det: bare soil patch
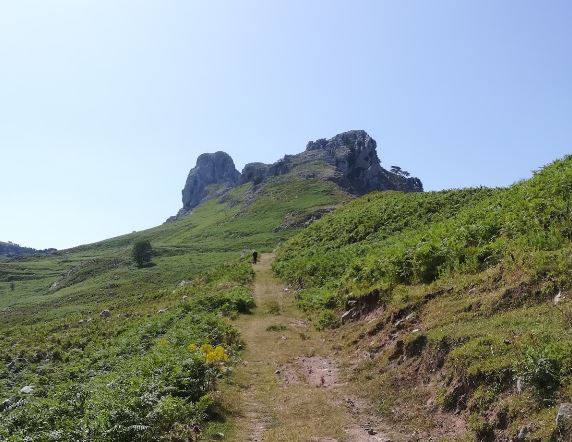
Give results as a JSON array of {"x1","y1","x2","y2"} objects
[{"x1": 277, "y1": 356, "x2": 339, "y2": 387}]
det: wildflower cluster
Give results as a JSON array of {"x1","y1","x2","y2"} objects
[{"x1": 188, "y1": 343, "x2": 229, "y2": 364}]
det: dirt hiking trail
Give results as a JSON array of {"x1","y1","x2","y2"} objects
[{"x1": 220, "y1": 253, "x2": 399, "y2": 442}]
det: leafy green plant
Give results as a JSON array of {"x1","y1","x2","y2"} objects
[
  {"x1": 265, "y1": 300, "x2": 281, "y2": 315},
  {"x1": 518, "y1": 347, "x2": 562, "y2": 397},
  {"x1": 266, "y1": 324, "x2": 287, "y2": 332},
  {"x1": 316, "y1": 310, "x2": 339, "y2": 330}
]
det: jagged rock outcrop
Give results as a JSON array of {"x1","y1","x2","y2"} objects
[
  {"x1": 171, "y1": 130, "x2": 422, "y2": 219},
  {"x1": 240, "y1": 130, "x2": 423, "y2": 193},
  {"x1": 179, "y1": 151, "x2": 241, "y2": 215},
  {"x1": 239, "y1": 162, "x2": 271, "y2": 185},
  {"x1": 304, "y1": 130, "x2": 422, "y2": 193}
]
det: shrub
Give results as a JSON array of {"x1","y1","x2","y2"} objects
[
  {"x1": 518, "y1": 347, "x2": 562, "y2": 396},
  {"x1": 186, "y1": 287, "x2": 255, "y2": 315},
  {"x1": 468, "y1": 413, "x2": 495, "y2": 441}
]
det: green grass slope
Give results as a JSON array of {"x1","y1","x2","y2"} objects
[
  {"x1": 274, "y1": 156, "x2": 572, "y2": 441},
  {"x1": 0, "y1": 175, "x2": 347, "y2": 441}
]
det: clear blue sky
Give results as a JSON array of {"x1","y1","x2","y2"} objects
[{"x1": 1, "y1": 1, "x2": 570, "y2": 250}]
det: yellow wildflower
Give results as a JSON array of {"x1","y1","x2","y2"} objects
[
  {"x1": 200, "y1": 343, "x2": 214, "y2": 355},
  {"x1": 201, "y1": 344, "x2": 229, "y2": 364}
]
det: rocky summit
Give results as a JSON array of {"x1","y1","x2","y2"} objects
[
  {"x1": 178, "y1": 151, "x2": 241, "y2": 216},
  {"x1": 301, "y1": 130, "x2": 422, "y2": 193},
  {"x1": 175, "y1": 130, "x2": 422, "y2": 217}
]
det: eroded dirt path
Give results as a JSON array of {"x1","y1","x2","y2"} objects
[{"x1": 221, "y1": 253, "x2": 396, "y2": 442}]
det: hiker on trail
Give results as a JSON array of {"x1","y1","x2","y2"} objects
[{"x1": 252, "y1": 250, "x2": 258, "y2": 264}]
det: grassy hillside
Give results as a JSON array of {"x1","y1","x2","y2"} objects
[
  {"x1": 4, "y1": 154, "x2": 571, "y2": 441},
  {"x1": 0, "y1": 176, "x2": 347, "y2": 441},
  {"x1": 274, "y1": 156, "x2": 572, "y2": 440}
]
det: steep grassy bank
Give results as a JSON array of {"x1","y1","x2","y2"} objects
[
  {"x1": 274, "y1": 156, "x2": 572, "y2": 440},
  {"x1": 0, "y1": 176, "x2": 347, "y2": 440}
]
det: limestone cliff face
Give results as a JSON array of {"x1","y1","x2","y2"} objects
[
  {"x1": 180, "y1": 151, "x2": 240, "y2": 214},
  {"x1": 172, "y1": 131, "x2": 422, "y2": 219},
  {"x1": 239, "y1": 162, "x2": 271, "y2": 185},
  {"x1": 304, "y1": 130, "x2": 422, "y2": 193},
  {"x1": 241, "y1": 130, "x2": 423, "y2": 193}
]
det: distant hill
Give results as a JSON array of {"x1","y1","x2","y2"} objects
[{"x1": 0, "y1": 241, "x2": 56, "y2": 257}]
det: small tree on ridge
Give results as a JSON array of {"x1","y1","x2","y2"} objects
[{"x1": 132, "y1": 240, "x2": 153, "y2": 267}]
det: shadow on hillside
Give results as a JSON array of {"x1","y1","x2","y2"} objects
[{"x1": 137, "y1": 262, "x2": 157, "y2": 269}]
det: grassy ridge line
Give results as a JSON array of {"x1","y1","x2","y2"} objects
[
  {"x1": 0, "y1": 178, "x2": 345, "y2": 318},
  {"x1": 275, "y1": 156, "x2": 572, "y2": 306},
  {"x1": 273, "y1": 156, "x2": 572, "y2": 440}
]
